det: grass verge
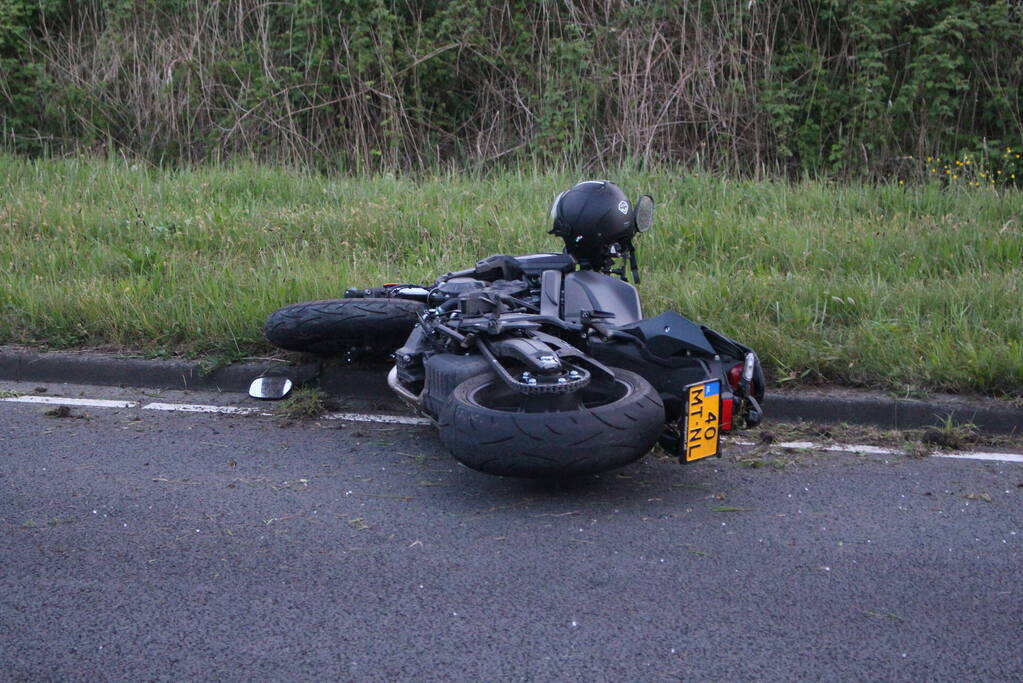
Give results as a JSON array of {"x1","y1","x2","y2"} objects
[{"x1": 1, "y1": 156, "x2": 1020, "y2": 396}]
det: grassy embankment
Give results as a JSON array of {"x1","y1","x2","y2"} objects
[{"x1": 1, "y1": 156, "x2": 1020, "y2": 396}]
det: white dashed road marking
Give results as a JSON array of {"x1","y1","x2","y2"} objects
[
  {"x1": 323, "y1": 412, "x2": 432, "y2": 426},
  {"x1": 780, "y1": 440, "x2": 900, "y2": 456},
  {"x1": 141, "y1": 402, "x2": 270, "y2": 416},
  {"x1": 1, "y1": 394, "x2": 1017, "y2": 461},
  {"x1": 722, "y1": 438, "x2": 1023, "y2": 464},
  {"x1": 931, "y1": 451, "x2": 1023, "y2": 464},
  {"x1": 0, "y1": 396, "x2": 138, "y2": 409},
  {"x1": 138, "y1": 402, "x2": 430, "y2": 424},
  {"x1": 734, "y1": 439, "x2": 901, "y2": 456}
]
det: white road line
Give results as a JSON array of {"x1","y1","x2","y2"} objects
[
  {"x1": 731, "y1": 438, "x2": 898, "y2": 455},
  {"x1": 3, "y1": 394, "x2": 1020, "y2": 462},
  {"x1": 729, "y1": 437, "x2": 1022, "y2": 463},
  {"x1": 323, "y1": 412, "x2": 432, "y2": 426},
  {"x1": 0, "y1": 396, "x2": 138, "y2": 409},
  {"x1": 790, "y1": 442, "x2": 901, "y2": 456},
  {"x1": 141, "y1": 402, "x2": 271, "y2": 416},
  {"x1": 933, "y1": 451, "x2": 1023, "y2": 464},
  {"x1": 138, "y1": 402, "x2": 430, "y2": 424}
]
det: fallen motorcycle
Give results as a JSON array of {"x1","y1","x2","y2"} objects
[{"x1": 261, "y1": 181, "x2": 764, "y2": 477}]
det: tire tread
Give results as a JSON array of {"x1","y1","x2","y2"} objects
[
  {"x1": 439, "y1": 368, "x2": 664, "y2": 478},
  {"x1": 263, "y1": 298, "x2": 425, "y2": 355}
]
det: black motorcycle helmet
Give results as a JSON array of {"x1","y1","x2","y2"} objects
[{"x1": 549, "y1": 180, "x2": 636, "y2": 270}]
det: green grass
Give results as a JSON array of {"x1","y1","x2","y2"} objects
[
  {"x1": 274, "y1": 387, "x2": 330, "y2": 420},
  {"x1": 1, "y1": 156, "x2": 1021, "y2": 396}
]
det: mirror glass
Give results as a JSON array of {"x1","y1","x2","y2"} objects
[
  {"x1": 635, "y1": 195, "x2": 654, "y2": 233},
  {"x1": 248, "y1": 376, "x2": 293, "y2": 400}
]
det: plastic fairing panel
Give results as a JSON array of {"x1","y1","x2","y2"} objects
[
  {"x1": 616, "y1": 311, "x2": 717, "y2": 357},
  {"x1": 562, "y1": 270, "x2": 643, "y2": 325},
  {"x1": 540, "y1": 270, "x2": 562, "y2": 317}
]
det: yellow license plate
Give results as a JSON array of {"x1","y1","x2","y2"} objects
[{"x1": 684, "y1": 380, "x2": 721, "y2": 462}]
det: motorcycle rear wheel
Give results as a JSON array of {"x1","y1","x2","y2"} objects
[
  {"x1": 263, "y1": 298, "x2": 425, "y2": 356},
  {"x1": 438, "y1": 368, "x2": 664, "y2": 478}
]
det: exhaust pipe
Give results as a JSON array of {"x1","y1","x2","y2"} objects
[{"x1": 387, "y1": 365, "x2": 423, "y2": 411}]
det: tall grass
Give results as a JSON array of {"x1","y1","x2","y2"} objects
[{"x1": 1, "y1": 156, "x2": 1020, "y2": 395}]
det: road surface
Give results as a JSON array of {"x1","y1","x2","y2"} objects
[{"x1": 1, "y1": 389, "x2": 1020, "y2": 680}]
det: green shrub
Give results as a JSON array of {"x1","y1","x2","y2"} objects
[{"x1": 0, "y1": 1, "x2": 1019, "y2": 176}]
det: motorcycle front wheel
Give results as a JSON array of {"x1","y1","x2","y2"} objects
[
  {"x1": 438, "y1": 368, "x2": 664, "y2": 478},
  {"x1": 263, "y1": 298, "x2": 425, "y2": 356}
]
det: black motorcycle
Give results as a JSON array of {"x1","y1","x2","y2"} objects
[{"x1": 261, "y1": 182, "x2": 764, "y2": 478}]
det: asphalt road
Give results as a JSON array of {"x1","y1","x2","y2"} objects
[{"x1": 1, "y1": 395, "x2": 1021, "y2": 681}]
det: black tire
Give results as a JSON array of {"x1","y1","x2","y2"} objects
[
  {"x1": 263, "y1": 298, "x2": 425, "y2": 356},
  {"x1": 438, "y1": 368, "x2": 664, "y2": 478}
]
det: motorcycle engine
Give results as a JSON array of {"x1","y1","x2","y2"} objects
[
  {"x1": 458, "y1": 290, "x2": 498, "y2": 316},
  {"x1": 434, "y1": 277, "x2": 485, "y2": 299},
  {"x1": 437, "y1": 278, "x2": 531, "y2": 317}
]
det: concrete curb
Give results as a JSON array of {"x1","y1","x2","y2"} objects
[
  {"x1": 0, "y1": 348, "x2": 389, "y2": 403},
  {"x1": 0, "y1": 348, "x2": 293, "y2": 393},
  {"x1": 768, "y1": 388, "x2": 1023, "y2": 435},
  {"x1": 1, "y1": 347, "x2": 1021, "y2": 434}
]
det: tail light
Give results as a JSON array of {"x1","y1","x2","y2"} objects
[
  {"x1": 727, "y1": 362, "x2": 743, "y2": 392},
  {"x1": 722, "y1": 362, "x2": 744, "y2": 432},
  {"x1": 720, "y1": 397, "x2": 734, "y2": 431}
]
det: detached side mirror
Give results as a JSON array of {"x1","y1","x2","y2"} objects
[
  {"x1": 249, "y1": 375, "x2": 293, "y2": 400},
  {"x1": 635, "y1": 195, "x2": 654, "y2": 233}
]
